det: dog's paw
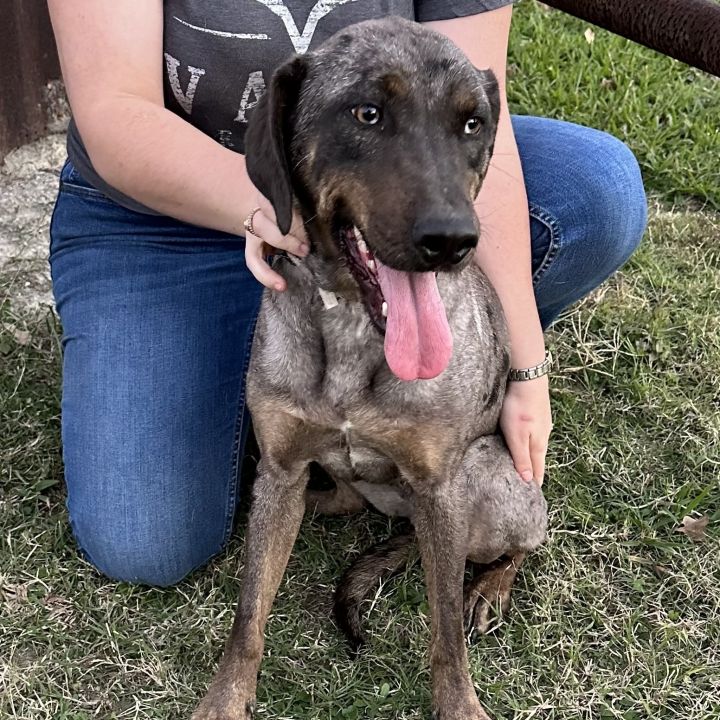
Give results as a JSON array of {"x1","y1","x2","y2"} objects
[
  {"x1": 431, "y1": 677, "x2": 492, "y2": 720},
  {"x1": 192, "y1": 690, "x2": 256, "y2": 720},
  {"x1": 463, "y1": 568, "x2": 514, "y2": 641},
  {"x1": 463, "y1": 586, "x2": 511, "y2": 638},
  {"x1": 431, "y1": 700, "x2": 492, "y2": 720}
]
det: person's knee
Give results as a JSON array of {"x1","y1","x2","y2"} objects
[
  {"x1": 69, "y1": 503, "x2": 224, "y2": 587},
  {"x1": 581, "y1": 131, "x2": 648, "y2": 273}
]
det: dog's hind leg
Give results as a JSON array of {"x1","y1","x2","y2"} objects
[
  {"x1": 460, "y1": 435, "x2": 547, "y2": 639},
  {"x1": 193, "y1": 413, "x2": 314, "y2": 720}
]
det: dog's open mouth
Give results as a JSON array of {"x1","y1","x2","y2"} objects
[
  {"x1": 339, "y1": 225, "x2": 454, "y2": 382},
  {"x1": 339, "y1": 226, "x2": 387, "y2": 332}
]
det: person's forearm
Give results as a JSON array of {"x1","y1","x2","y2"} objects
[
  {"x1": 80, "y1": 97, "x2": 256, "y2": 235},
  {"x1": 474, "y1": 103, "x2": 545, "y2": 368}
]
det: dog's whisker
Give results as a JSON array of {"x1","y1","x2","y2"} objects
[
  {"x1": 301, "y1": 212, "x2": 320, "y2": 226},
  {"x1": 292, "y1": 151, "x2": 317, "y2": 170}
]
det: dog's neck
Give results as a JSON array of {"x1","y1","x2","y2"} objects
[
  {"x1": 271, "y1": 252, "x2": 387, "y2": 360},
  {"x1": 275, "y1": 250, "x2": 362, "y2": 306}
]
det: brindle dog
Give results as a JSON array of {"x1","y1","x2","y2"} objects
[{"x1": 193, "y1": 17, "x2": 547, "y2": 720}]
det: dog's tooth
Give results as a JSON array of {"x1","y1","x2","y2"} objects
[
  {"x1": 354, "y1": 226, "x2": 369, "y2": 254},
  {"x1": 367, "y1": 259, "x2": 376, "y2": 272},
  {"x1": 381, "y1": 301, "x2": 388, "y2": 317}
]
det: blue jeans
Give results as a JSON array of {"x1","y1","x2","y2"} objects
[{"x1": 49, "y1": 116, "x2": 647, "y2": 586}]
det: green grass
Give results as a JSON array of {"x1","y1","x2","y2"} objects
[
  {"x1": 507, "y1": 1, "x2": 720, "y2": 209},
  {"x1": 2, "y1": 2, "x2": 719, "y2": 718}
]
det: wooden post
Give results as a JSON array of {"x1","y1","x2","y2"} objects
[{"x1": 0, "y1": 1, "x2": 62, "y2": 158}]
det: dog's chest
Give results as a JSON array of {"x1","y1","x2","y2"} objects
[
  {"x1": 318, "y1": 307, "x2": 385, "y2": 401},
  {"x1": 249, "y1": 272, "x2": 508, "y2": 460},
  {"x1": 294, "y1": 304, "x2": 465, "y2": 427}
]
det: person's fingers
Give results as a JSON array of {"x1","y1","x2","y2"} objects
[
  {"x1": 244, "y1": 194, "x2": 310, "y2": 291},
  {"x1": 504, "y1": 430, "x2": 534, "y2": 483},
  {"x1": 529, "y1": 434, "x2": 548, "y2": 486},
  {"x1": 251, "y1": 211, "x2": 309, "y2": 257},
  {"x1": 256, "y1": 193, "x2": 278, "y2": 224},
  {"x1": 256, "y1": 194, "x2": 309, "y2": 247},
  {"x1": 245, "y1": 233, "x2": 286, "y2": 291}
]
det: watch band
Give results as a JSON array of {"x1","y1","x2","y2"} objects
[{"x1": 508, "y1": 350, "x2": 553, "y2": 382}]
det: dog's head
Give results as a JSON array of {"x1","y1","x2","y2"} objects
[{"x1": 246, "y1": 17, "x2": 500, "y2": 380}]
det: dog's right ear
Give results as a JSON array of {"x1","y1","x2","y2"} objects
[{"x1": 245, "y1": 56, "x2": 308, "y2": 236}]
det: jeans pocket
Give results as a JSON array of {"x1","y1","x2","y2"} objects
[
  {"x1": 529, "y1": 203, "x2": 560, "y2": 285},
  {"x1": 59, "y1": 160, "x2": 115, "y2": 204}
]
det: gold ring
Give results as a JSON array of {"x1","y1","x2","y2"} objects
[{"x1": 243, "y1": 207, "x2": 262, "y2": 237}]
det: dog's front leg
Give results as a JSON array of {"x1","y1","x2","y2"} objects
[
  {"x1": 414, "y1": 479, "x2": 491, "y2": 720},
  {"x1": 192, "y1": 456, "x2": 308, "y2": 720}
]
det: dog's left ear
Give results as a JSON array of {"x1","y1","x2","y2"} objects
[
  {"x1": 479, "y1": 68, "x2": 501, "y2": 129},
  {"x1": 245, "y1": 56, "x2": 308, "y2": 235}
]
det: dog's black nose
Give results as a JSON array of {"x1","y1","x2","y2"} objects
[{"x1": 413, "y1": 215, "x2": 478, "y2": 268}]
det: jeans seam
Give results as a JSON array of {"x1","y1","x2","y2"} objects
[
  {"x1": 221, "y1": 305, "x2": 261, "y2": 546},
  {"x1": 530, "y1": 202, "x2": 561, "y2": 286}
]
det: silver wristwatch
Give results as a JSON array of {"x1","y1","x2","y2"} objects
[{"x1": 508, "y1": 350, "x2": 553, "y2": 382}]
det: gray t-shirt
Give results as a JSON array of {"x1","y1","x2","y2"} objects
[{"x1": 67, "y1": 0, "x2": 515, "y2": 213}]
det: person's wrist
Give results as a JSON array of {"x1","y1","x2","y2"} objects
[
  {"x1": 232, "y1": 157, "x2": 265, "y2": 236},
  {"x1": 508, "y1": 322, "x2": 545, "y2": 368}
]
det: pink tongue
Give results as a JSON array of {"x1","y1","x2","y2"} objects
[{"x1": 376, "y1": 259, "x2": 453, "y2": 381}]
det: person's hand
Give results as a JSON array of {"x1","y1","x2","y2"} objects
[
  {"x1": 499, "y1": 375, "x2": 552, "y2": 486},
  {"x1": 244, "y1": 194, "x2": 310, "y2": 291}
]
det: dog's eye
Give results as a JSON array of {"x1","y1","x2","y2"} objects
[
  {"x1": 464, "y1": 117, "x2": 485, "y2": 135},
  {"x1": 352, "y1": 104, "x2": 382, "y2": 125}
]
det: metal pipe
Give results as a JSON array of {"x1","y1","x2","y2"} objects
[{"x1": 541, "y1": 0, "x2": 720, "y2": 77}]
